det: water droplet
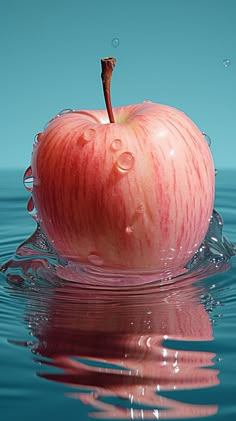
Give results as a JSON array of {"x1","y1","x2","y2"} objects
[
  {"x1": 88, "y1": 253, "x2": 103, "y2": 266},
  {"x1": 143, "y1": 99, "x2": 152, "y2": 103},
  {"x1": 58, "y1": 109, "x2": 73, "y2": 115},
  {"x1": 202, "y1": 132, "x2": 211, "y2": 147},
  {"x1": 223, "y1": 58, "x2": 231, "y2": 67},
  {"x1": 111, "y1": 38, "x2": 119, "y2": 48},
  {"x1": 27, "y1": 197, "x2": 38, "y2": 220},
  {"x1": 83, "y1": 127, "x2": 95, "y2": 142},
  {"x1": 111, "y1": 138, "x2": 122, "y2": 151},
  {"x1": 34, "y1": 133, "x2": 42, "y2": 143},
  {"x1": 116, "y1": 152, "x2": 135, "y2": 172},
  {"x1": 23, "y1": 166, "x2": 34, "y2": 192},
  {"x1": 215, "y1": 168, "x2": 218, "y2": 176},
  {"x1": 126, "y1": 225, "x2": 134, "y2": 235}
]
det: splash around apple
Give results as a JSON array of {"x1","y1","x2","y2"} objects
[{"x1": 30, "y1": 57, "x2": 215, "y2": 276}]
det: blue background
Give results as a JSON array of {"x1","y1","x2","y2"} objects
[{"x1": 1, "y1": 0, "x2": 235, "y2": 170}]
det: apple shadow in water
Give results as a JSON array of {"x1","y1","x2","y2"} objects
[{"x1": 8, "y1": 274, "x2": 220, "y2": 420}]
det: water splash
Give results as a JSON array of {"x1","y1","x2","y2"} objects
[{"x1": 1, "y1": 207, "x2": 235, "y2": 287}]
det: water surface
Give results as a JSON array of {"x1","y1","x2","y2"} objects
[{"x1": 0, "y1": 169, "x2": 236, "y2": 421}]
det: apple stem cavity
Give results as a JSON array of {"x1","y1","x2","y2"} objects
[{"x1": 101, "y1": 57, "x2": 116, "y2": 124}]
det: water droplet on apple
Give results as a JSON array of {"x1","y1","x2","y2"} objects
[
  {"x1": 23, "y1": 166, "x2": 34, "y2": 192},
  {"x1": 58, "y1": 109, "x2": 73, "y2": 115},
  {"x1": 111, "y1": 138, "x2": 122, "y2": 151},
  {"x1": 88, "y1": 253, "x2": 104, "y2": 266},
  {"x1": 27, "y1": 197, "x2": 38, "y2": 220},
  {"x1": 34, "y1": 133, "x2": 42, "y2": 144},
  {"x1": 126, "y1": 225, "x2": 134, "y2": 235},
  {"x1": 223, "y1": 58, "x2": 231, "y2": 67},
  {"x1": 83, "y1": 128, "x2": 95, "y2": 142},
  {"x1": 215, "y1": 168, "x2": 218, "y2": 176},
  {"x1": 116, "y1": 152, "x2": 135, "y2": 172},
  {"x1": 143, "y1": 99, "x2": 152, "y2": 103},
  {"x1": 202, "y1": 132, "x2": 211, "y2": 147},
  {"x1": 111, "y1": 38, "x2": 119, "y2": 48}
]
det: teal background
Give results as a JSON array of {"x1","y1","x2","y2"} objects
[{"x1": 1, "y1": 0, "x2": 235, "y2": 170}]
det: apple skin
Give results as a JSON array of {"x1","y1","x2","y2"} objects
[{"x1": 31, "y1": 102, "x2": 215, "y2": 273}]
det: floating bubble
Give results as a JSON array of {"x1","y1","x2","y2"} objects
[
  {"x1": 202, "y1": 132, "x2": 211, "y2": 147},
  {"x1": 116, "y1": 152, "x2": 135, "y2": 172},
  {"x1": 111, "y1": 38, "x2": 119, "y2": 48},
  {"x1": 223, "y1": 58, "x2": 231, "y2": 68},
  {"x1": 215, "y1": 168, "x2": 218, "y2": 176},
  {"x1": 88, "y1": 253, "x2": 104, "y2": 266},
  {"x1": 83, "y1": 128, "x2": 95, "y2": 142},
  {"x1": 111, "y1": 138, "x2": 122, "y2": 151},
  {"x1": 143, "y1": 99, "x2": 152, "y2": 103},
  {"x1": 23, "y1": 166, "x2": 34, "y2": 192},
  {"x1": 2, "y1": 204, "x2": 236, "y2": 286}
]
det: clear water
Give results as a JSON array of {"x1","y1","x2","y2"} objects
[{"x1": 0, "y1": 169, "x2": 236, "y2": 421}]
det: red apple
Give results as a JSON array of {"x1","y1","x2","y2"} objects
[{"x1": 30, "y1": 58, "x2": 215, "y2": 275}]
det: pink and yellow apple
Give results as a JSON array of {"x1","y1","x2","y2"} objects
[{"x1": 30, "y1": 58, "x2": 215, "y2": 274}]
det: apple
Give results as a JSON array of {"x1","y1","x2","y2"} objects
[{"x1": 30, "y1": 57, "x2": 215, "y2": 275}]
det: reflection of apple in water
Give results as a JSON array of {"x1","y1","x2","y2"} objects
[
  {"x1": 13, "y1": 276, "x2": 218, "y2": 419},
  {"x1": 31, "y1": 57, "x2": 215, "y2": 272}
]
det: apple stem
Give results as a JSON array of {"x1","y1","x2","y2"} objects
[{"x1": 101, "y1": 57, "x2": 116, "y2": 123}]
